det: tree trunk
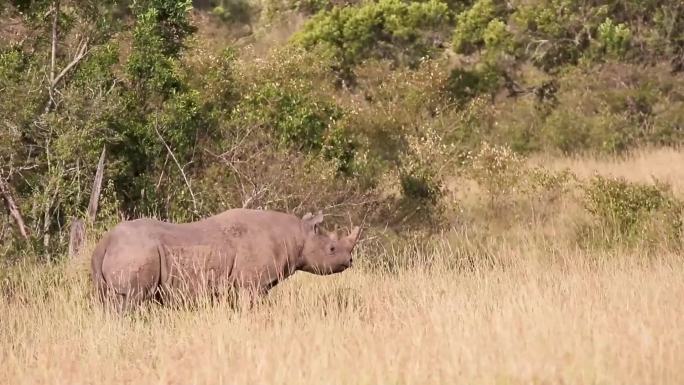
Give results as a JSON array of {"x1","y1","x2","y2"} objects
[{"x1": 68, "y1": 218, "x2": 85, "y2": 258}]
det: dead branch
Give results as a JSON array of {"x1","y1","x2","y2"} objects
[
  {"x1": 48, "y1": 0, "x2": 59, "y2": 106},
  {"x1": 0, "y1": 177, "x2": 29, "y2": 240},
  {"x1": 154, "y1": 121, "x2": 197, "y2": 212},
  {"x1": 241, "y1": 186, "x2": 269, "y2": 209},
  {"x1": 44, "y1": 7, "x2": 90, "y2": 116},
  {"x1": 156, "y1": 153, "x2": 170, "y2": 190},
  {"x1": 51, "y1": 39, "x2": 88, "y2": 88},
  {"x1": 87, "y1": 146, "x2": 106, "y2": 223}
]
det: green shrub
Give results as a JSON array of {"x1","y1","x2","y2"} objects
[
  {"x1": 243, "y1": 84, "x2": 342, "y2": 151},
  {"x1": 510, "y1": 0, "x2": 602, "y2": 71},
  {"x1": 293, "y1": 0, "x2": 452, "y2": 72},
  {"x1": 126, "y1": 5, "x2": 188, "y2": 93},
  {"x1": 582, "y1": 176, "x2": 683, "y2": 248},
  {"x1": 445, "y1": 66, "x2": 500, "y2": 104},
  {"x1": 389, "y1": 125, "x2": 457, "y2": 229},
  {"x1": 399, "y1": 131, "x2": 445, "y2": 204},
  {"x1": 597, "y1": 17, "x2": 631, "y2": 58},
  {"x1": 451, "y1": 0, "x2": 507, "y2": 55},
  {"x1": 210, "y1": 0, "x2": 252, "y2": 23},
  {"x1": 483, "y1": 18, "x2": 512, "y2": 52},
  {"x1": 237, "y1": 81, "x2": 358, "y2": 174}
]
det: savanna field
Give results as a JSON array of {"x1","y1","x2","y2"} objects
[
  {"x1": 3, "y1": 149, "x2": 684, "y2": 384},
  {"x1": 3, "y1": 0, "x2": 684, "y2": 384}
]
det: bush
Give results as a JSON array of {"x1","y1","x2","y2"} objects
[
  {"x1": 489, "y1": 62, "x2": 684, "y2": 155},
  {"x1": 4, "y1": 0, "x2": 684, "y2": 262},
  {"x1": 462, "y1": 142, "x2": 525, "y2": 207},
  {"x1": 369, "y1": 124, "x2": 457, "y2": 231},
  {"x1": 597, "y1": 17, "x2": 631, "y2": 58},
  {"x1": 445, "y1": 66, "x2": 500, "y2": 104},
  {"x1": 292, "y1": 0, "x2": 452, "y2": 73},
  {"x1": 582, "y1": 176, "x2": 683, "y2": 248},
  {"x1": 451, "y1": 0, "x2": 507, "y2": 55},
  {"x1": 233, "y1": 48, "x2": 357, "y2": 173}
]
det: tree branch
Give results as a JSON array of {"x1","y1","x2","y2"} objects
[
  {"x1": 153, "y1": 121, "x2": 197, "y2": 212},
  {"x1": 0, "y1": 177, "x2": 29, "y2": 240},
  {"x1": 52, "y1": 39, "x2": 88, "y2": 88},
  {"x1": 44, "y1": 35, "x2": 89, "y2": 114}
]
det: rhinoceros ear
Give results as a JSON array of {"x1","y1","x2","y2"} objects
[
  {"x1": 302, "y1": 211, "x2": 324, "y2": 234},
  {"x1": 345, "y1": 226, "x2": 362, "y2": 250}
]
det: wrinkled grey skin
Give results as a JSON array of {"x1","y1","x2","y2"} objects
[{"x1": 91, "y1": 208, "x2": 361, "y2": 309}]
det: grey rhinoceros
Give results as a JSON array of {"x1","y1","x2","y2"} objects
[{"x1": 91, "y1": 208, "x2": 361, "y2": 309}]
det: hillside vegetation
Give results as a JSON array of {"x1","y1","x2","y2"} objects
[{"x1": 1, "y1": 0, "x2": 683, "y2": 259}]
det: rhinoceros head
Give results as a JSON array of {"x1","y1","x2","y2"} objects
[{"x1": 300, "y1": 211, "x2": 362, "y2": 275}]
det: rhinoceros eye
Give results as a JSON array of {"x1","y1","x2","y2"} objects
[{"x1": 329, "y1": 245, "x2": 336, "y2": 253}]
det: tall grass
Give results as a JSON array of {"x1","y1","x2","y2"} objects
[{"x1": 2, "y1": 149, "x2": 684, "y2": 385}]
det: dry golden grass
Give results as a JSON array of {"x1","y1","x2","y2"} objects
[
  {"x1": 533, "y1": 147, "x2": 684, "y2": 196},
  {"x1": 3, "y1": 247, "x2": 684, "y2": 385},
  {"x1": 2, "y1": 149, "x2": 684, "y2": 385}
]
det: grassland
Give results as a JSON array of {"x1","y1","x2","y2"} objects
[{"x1": 2, "y1": 149, "x2": 684, "y2": 385}]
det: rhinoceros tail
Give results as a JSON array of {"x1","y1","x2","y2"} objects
[{"x1": 90, "y1": 231, "x2": 111, "y2": 302}]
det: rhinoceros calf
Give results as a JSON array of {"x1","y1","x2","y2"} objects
[{"x1": 91, "y1": 208, "x2": 361, "y2": 308}]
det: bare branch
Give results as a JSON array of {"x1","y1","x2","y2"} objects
[
  {"x1": 153, "y1": 121, "x2": 197, "y2": 212},
  {"x1": 0, "y1": 177, "x2": 29, "y2": 240},
  {"x1": 52, "y1": 39, "x2": 88, "y2": 87},
  {"x1": 44, "y1": 35, "x2": 89, "y2": 114},
  {"x1": 156, "y1": 153, "x2": 170, "y2": 190},
  {"x1": 241, "y1": 186, "x2": 268, "y2": 209},
  {"x1": 49, "y1": 0, "x2": 59, "y2": 92}
]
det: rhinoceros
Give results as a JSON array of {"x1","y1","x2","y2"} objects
[{"x1": 90, "y1": 208, "x2": 361, "y2": 309}]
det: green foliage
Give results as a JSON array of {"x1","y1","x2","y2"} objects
[
  {"x1": 490, "y1": 62, "x2": 684, "y2": 155},
  {"x1": 597, "y1": 17, "x2": 631, "y2": 58},
  {"x1": 237, "y1": 78, "x2": 360, "y2": 173},
  {"x1": 126, "y1": 1, "x2": 194, "y2": 93},
  {"x1": 233, "y1": 48, "x2": 358, "y2": 173},
  {"x1": 211, "y1": 0, "x2": 252, "y2": 23},
  {"x1": 0, "y1": 48, "x2": 25, "y2": 82},
  {"x1": 452, "y1": 0, "x2": 506, "y2": 54},
  {"x1": 242, "y1": 84, "x2": 342, "y2": 151},
  {"x1": 293, "y1": 0, "x2": 452, "y2": 72},
  {"x1": 3, "y1": 0, "x2": 684, "y2": 261},
  {"x1": 72, "y1": 43, "x2": 119, "y2": 89},
  {"x1": 582, "y1": 176, "x2": 683, "y2": 248},
  {"x1": 482, "y1": 18, "x2": 512, "y2": 51},
  {"x1": 445, "y1": 66, "x2": 499, "y2": 104},
  {"x1": 130, "y1": 0, "x2": 195, "y2": 56}
]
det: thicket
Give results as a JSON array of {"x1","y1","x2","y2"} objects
[
  {"x1": 1, "y1": 0, "x2": 683, "y2": 261},
  {"x1": 581, "y1": 176, "x2": 683, "y2": 250}
]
